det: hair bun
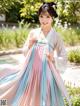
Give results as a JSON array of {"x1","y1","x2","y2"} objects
[
  {"x1": 43, "y1": 2, "x2": 57, "y2": 9},
  {"x1": 38, "y1": 2, "x2": 58, "y2": 18},
  {"x1": 43, "y1": 2, "x2": 56, "y2": 7},
  {"x1": 48, "y1": 2, "x2": 57, "y2": 7}
]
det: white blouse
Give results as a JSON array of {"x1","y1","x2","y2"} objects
[{"x1": 23, "y1": 28, "x2": 67, "y2": 73}]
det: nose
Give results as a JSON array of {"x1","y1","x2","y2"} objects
[
  {"x1": 42, "y1": 19, "x2": 48, "y2": 24},
  {"x1": 42, "y1": 17, "x2": 47, "y2": 22}
]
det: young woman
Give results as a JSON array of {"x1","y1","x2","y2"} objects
[{"x1": 0, "y1": 2, "x2": 71, "y2": 106}]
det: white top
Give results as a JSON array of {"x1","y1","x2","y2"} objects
[{"x1": 23, "y1": 28, "x2": 67, "y2": 73}]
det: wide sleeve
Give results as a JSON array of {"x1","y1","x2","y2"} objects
[
  {"x1": 22, "y1": 29, "x2": 34, "y2": 56},
  {"x1": 54, "y1": 33, "x2": 67, "y2": 73}
]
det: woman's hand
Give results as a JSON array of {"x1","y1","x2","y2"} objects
[
  {"x1": 46, "y1": 52, "x2": 55, "y2": 63},
  {"x1": 28, "y1": 36, "x2": 37, "y2": 49}
]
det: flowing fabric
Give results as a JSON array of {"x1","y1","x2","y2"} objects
[{"x1": 0, "y1": 41, "x2": 71, "y2": 106}]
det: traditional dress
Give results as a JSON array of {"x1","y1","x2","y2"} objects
[{"x1": 0, "y1": 28, "x2": 71, "y2": 106}]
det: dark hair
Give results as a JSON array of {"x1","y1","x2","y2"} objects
[{"x1": 38, "y1": 2, "x2": 58, "y2": 18}]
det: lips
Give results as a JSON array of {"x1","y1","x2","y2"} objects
[{"x1": 42, "y1": 23, "x2": 48, "y2": 25}]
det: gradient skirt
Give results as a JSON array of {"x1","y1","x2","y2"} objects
[{"x1": 0, "y1": 42, "x2": 70, "y2": 106}]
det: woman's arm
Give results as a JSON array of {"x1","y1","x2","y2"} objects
[
  {"x1": 54, "y1": 33, "x2": 67, "y2": 73},
  {"x1": 22, "y1": 29, "x2": 37, "y2": 56}
]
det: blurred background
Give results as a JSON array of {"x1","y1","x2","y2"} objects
[{"x1": 0, "y1": 0, "x2": 80, "y2": 105}]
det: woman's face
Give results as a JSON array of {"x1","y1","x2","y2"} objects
[{"x1": 39, "y1": 11, "x2": 53, "y2": 29}]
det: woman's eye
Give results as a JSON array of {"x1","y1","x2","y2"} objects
[
  {"x1": 40, "y1": 15, "x2": 43, "y2": 18},
  {"x1": 39, "y1": 15, "x2": 50, "y2": 18},
  {"x1": 46, "y1": 16, "x2": 50, "y2": 18}
]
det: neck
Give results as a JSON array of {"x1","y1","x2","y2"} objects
[{"x1": 41, "y1": 26, "x2": 52, "y2": 36}]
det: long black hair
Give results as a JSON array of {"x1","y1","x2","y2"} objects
[{"x1": 38, "y1": 2, "x2": 58, "y2": 18}]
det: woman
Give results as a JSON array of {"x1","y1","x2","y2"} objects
[{"x1": 0, "y1": 2, "x2": 71, "y2": 106}]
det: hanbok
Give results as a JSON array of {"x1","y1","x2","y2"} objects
[{"x1": 0, "y1": 28, "x2": 71, "y2": 106}]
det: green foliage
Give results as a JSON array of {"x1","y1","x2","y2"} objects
[
  {"x1": 0, "y1": 0, "x2": 19, "y2": 13},
  {"x1": 68, "y1": 49, "x2": 80, "y2": 63},
  {"x1": 20, "y1": 1, "x2": 41, "y2": 23},
  {"x1": 14, "y1": 27, "x2": 29, "y2": 48},
  {"x1": 66, "y1": 86, "x2": 80, "y2": 96},
  {"x1": 55, "y1": 26, "x2": 80, "y2": 46},
  {"x1": 64, "y1": 87, "x2": 80, "y2": 106},
  {"x1": 0, "y1": 25, "x2": 29, "y2": 50},
  {"x1": 57, "y1": 1, "x2": 80, "y2": 25},
  {"x1": 6, "y1": 2, "x2": 22, "y2": 22},
  {"x1": 64, "y1": 96, "x2": 80, "y2": 106},
  {"x1": 0, "y1": 28, "x2": 16, "y2": 50},
  {"x1": 71, "y1": 96, "x2": 80, "y2": 106}
]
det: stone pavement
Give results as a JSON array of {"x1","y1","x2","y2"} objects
[{"x1": 61, "y1": 65, "x2": 80, "y2": 87}]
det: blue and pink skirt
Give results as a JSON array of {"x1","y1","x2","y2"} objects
[{"x1": 0, "y1": 41, "x2": 71, "y2": 106}]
